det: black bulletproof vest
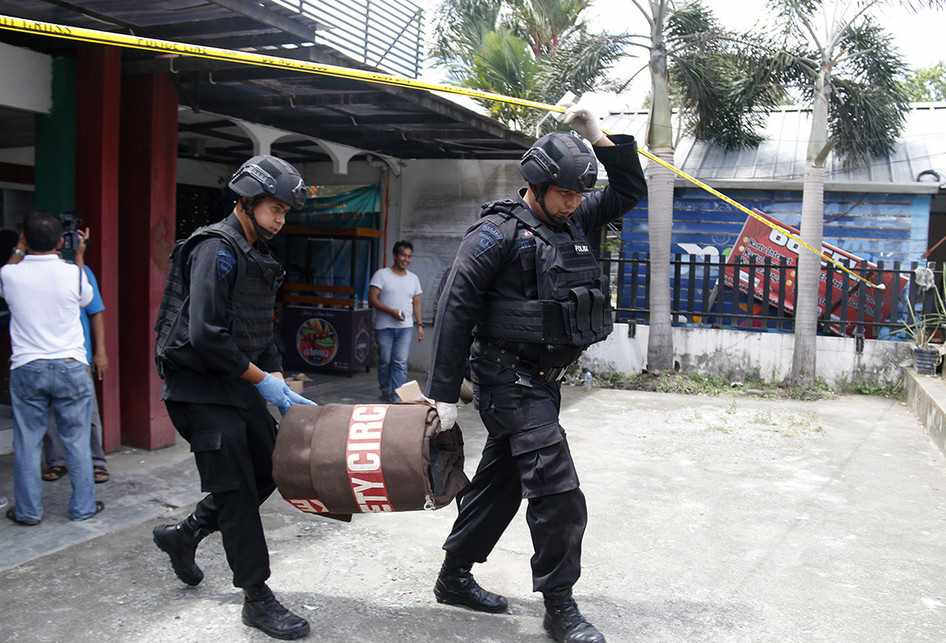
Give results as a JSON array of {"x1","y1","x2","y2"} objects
[
  {"x1": 154, "y1": 220, "x2": 284, "y2": 377},
  {"x1": 473, "y1": 200, "x2": 613, "y2": 349},
  {"x1": 227, "y1": 229, "x2": 284, "y2": 362}
]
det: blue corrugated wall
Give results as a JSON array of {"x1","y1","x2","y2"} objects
[
  {"x1": 619, "y1": 188, "x2": 932, "y2": 327},
  {"x1": 622, "y1": 188, "x2": 931, "y2": 263}
]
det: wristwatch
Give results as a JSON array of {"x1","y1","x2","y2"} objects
[{"x1": 414, "y1": 322, "x2": 424, "y2": 328}]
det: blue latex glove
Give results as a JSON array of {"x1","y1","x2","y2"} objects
[{"x1": 254, "y1": 373, "x2": 318, "y2": 415}]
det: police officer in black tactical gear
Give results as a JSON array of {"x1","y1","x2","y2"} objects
[
  {"x1": 424, "y1": 103, "x2": 646, "y2": 643},
  {"x1": 152, "y1": 155, "x2": 317, "y2": 640}
]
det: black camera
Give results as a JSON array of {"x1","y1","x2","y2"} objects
[{"x1": 60, "y1": 210, "x2": 83, "y2": 252}]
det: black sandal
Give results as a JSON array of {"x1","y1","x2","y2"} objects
[
  {"x1": 6, "y1": 507, "x2": 40, "y2": 526},
  {"x1": 72, "y1": 501, "x2": 105, "y2": 521},
  {"x1": 42, "y1": 466, "x2": 67, "y2": 482}
]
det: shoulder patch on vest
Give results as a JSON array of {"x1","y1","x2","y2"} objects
[
  {"x1": 518, "y1": 228, "x2": 536, "y2": 250},
  {"x1": 475, "y1": 221, "x2": 503, "y2": 257},
  {"x1": 216, "y1": 247, "x2": 236, "y2": 281}
]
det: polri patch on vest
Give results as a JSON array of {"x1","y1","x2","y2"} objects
[
  {"x1": 574, "y1": 243, "x2": 590, "y2": 254},
  {"x1": 475, "y1": 222, "x2": 503, "y2": 257},
  {"x1": 216, "y1": 247, "x2": 236, "y2": 281}
]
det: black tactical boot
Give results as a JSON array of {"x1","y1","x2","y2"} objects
[
  {"x1": 242, "y1": 583, "x2": 310, "y2": 640},
  {"x1": 543, "y1": 590, "x2": 606, "y2": 643},
  {"x1": 152, "y1": 514, "x2": 211, "y2": 586},
  {"x1": 433, "y1": 552, "x2": 508, "y2": 613}
]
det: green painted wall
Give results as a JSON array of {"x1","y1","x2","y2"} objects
[{"x1": 33, "y1": 57, "x2": 76, "y2": 214}]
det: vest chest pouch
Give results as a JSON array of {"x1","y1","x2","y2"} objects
[
  {"x1": 474, "y1": 201, "x2": 613, "y2": 349},
  {"x1": 562, "y1": 276, "x2": 612, "y2": 345}
]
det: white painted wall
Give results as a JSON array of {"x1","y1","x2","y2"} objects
[
  {"x1": 407, "y1": 317, "x2": 909, "y2": 389},
  {"x1": 395, "y1": 157, "x2": 522, "y2": 372},
  {"x1": 0, "y1": 42, "x2": 52, "y2": 114},
  {"x1": 578, "y1": 324, "x2": 910, "y2": 388}
]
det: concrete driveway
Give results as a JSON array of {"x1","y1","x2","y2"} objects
[{"x1": 1, "y1": 372, "x2": 944, "y2": 642}]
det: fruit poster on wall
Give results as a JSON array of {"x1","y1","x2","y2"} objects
[
  {"x1": 296, "y1": 317, "x2": 339, "y2": 366},
  {"x1": 282, "y1": 306, "x2": 372, "y2": 374}
]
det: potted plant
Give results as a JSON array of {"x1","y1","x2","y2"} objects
[{"x1": 898, "y1": 267, "x2": 946, "y2": 375}]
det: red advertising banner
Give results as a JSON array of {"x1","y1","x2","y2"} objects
[{"x1": 723, "y1": 210, "x2": 904, "y2": 338}]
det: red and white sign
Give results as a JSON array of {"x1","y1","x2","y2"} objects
[
  {"x1": 284, "y1": 404, "x2": 394, "y2": 514},
  {"x1": 723, "y1": 210, "x2": 904, "y2": 338},
  {"x1": 285, "y1": 498, "x2": 332, "y2": 515},
  {"x1": 345, "y1": 405, "x2": 393, "y2": 512}
]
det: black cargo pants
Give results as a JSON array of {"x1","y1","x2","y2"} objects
[
  {"x1": 442, "y1": 378, "x2": 588, "y2": 593},
  {"x1": 165, "y1": 397, "x2": 278, "y2": 588}
]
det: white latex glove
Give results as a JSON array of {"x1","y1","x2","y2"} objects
[
  {"x1": 562, "y1": 102, "x2": 604, "y2": 144},
  {"x1": 435, "y1": 400, "x2": 458, "y2": 431}
]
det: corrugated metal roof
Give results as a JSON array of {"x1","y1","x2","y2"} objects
[
  {"x1": 601, "y1": 103, "x2": 946, "y2": 194},
  {"x1": 0, "y1": 0, "x2": 533, "y2": 162}
]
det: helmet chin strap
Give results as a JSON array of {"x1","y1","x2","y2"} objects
[
  {"x1": 241, "y1": 197, "x2": 273, "y2": 240},
  {"x1": 531, "y1": 184, "x2": 569, "y2": 226}
]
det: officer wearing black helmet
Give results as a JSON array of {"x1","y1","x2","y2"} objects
[
  {"x1": 424, "y1": 104, "x2": 646, "y2": 643},
  {"x1": 152, "y1": 155, "x2": 317, "y2": 640}
]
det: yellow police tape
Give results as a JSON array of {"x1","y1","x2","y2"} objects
[{"x1": 0, "y1": 13, "x2": 882, "y2": 289}]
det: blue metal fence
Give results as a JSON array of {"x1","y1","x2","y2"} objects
[{"x1": 609, "y1": 252, "x2": 935, "y2": 340}]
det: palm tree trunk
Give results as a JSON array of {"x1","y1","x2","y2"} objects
[
  {"x1": 790, "y1": 70, "x2": 831, "y2": 386},
  {"x1": 646, "y1": 148, "x2": 675, "y2": 373},
  {"x1": 645, "y1": 22, "x2": 675, "y2": 373},
  {"x1": 791, "y1": 164, "x2": 825, "y2": 386}
]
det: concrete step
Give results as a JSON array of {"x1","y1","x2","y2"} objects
[{"x1": 903, "y1": 367, "x2": 946, "y2": 459}]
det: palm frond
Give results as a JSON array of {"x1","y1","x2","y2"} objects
[
  {"x1": 428, "y1": 0, "x2": 504, "y2": 64},
  {"x1": 836, "y1": 17, "x2": 907, "y2": 90},
  {"x1": 828, "y1": 78, "x2": 909, "y2": 165},
  {"x1": 533, "y1": 32, "x2": 627, "y2": 98}
]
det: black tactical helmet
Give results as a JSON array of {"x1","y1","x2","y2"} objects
[
  {"x1": 519, "y1": 131, "x2": 598, "y2": 193},
  {"x1": 228, "y1": 155, "x2": 307, "y2": 210}
]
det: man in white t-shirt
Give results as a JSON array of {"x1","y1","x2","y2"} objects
[
  {"x1": 0, "y1": 211, "x2": 101, "y2": 525},
  {"x1": 368, "y1": 240, "x2": 424, "y2": 402}
]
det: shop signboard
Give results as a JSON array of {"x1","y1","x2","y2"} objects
[{"x1": 723, "y1": 210, "x2": 905, "y2": 337}]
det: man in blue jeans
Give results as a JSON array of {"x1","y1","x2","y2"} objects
[
  {"x1": 0, "y1": 211, "x2": 102, "y2": 525},
  {"x1": 368, "y1": 240, "x2": 424, "y2": 402},
  {"x1": 42, "y1": 262, "x2": 110, "y2": 484}
]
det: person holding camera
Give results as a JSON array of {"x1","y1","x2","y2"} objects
[{"x1": 1, "y1": 210, "x2": 102, "y2": 525}]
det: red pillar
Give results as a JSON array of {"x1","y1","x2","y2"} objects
[
  {"x1": 76, "y1": 45, "x2": 122, "y2": 453},
  {"x1": 119, "y1": 72, "x2": 178, "y2": 450}
]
